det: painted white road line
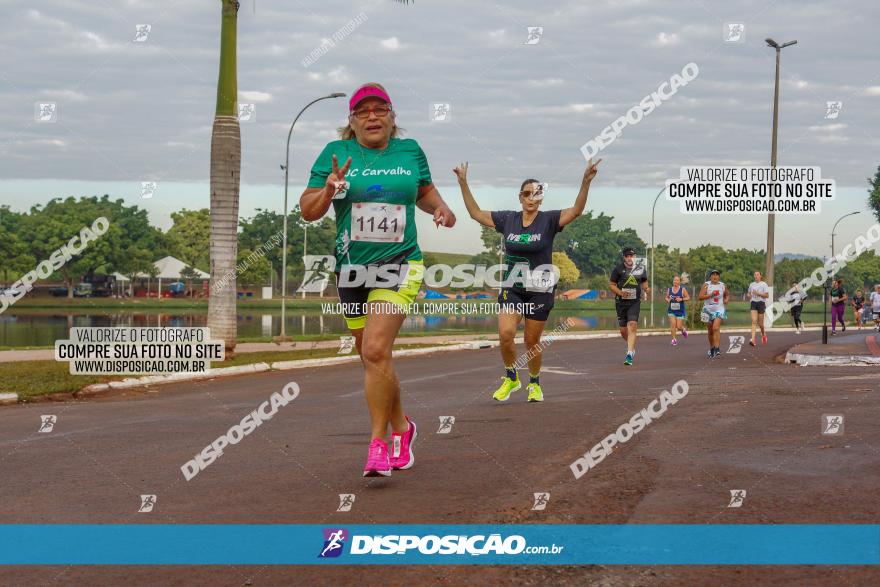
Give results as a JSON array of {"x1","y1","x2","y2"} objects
[{"x1": 338, "y1": 365, "x2": 496, "y2": 398}]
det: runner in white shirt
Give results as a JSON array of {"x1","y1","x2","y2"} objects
[
  {"x1": 871, "y1": 284, "x2": 880, "y2": 332},
  {"x1": 747, "y1": 271, "x2": 770, "y2": 346},
  {"x1": 699, "y1": 269, "x2": 729, "y2": 359}
]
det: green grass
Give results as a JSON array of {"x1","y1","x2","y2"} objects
[
  {"x1": 2, "y1": 361, "x2": 120, "y2": 400},
  {"x1": 421, "y1": 250, "x2": 475, "y2": 266},
  {"x1": 1, "y1": 343, "x2": 439, "y2": 400}
]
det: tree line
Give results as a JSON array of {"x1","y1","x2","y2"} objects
[
  {"x1": 1, "y1": 194, "x2": 879, "y2": 298},
  {"x1": 470, "y1": 212, "x2": 880, "y2": 296},
  {"x1": 0, "y1": 196, "x2": 333, "y2": 296}
]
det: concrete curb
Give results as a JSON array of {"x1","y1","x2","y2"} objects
[
  {"x1": 77, "y1": 383, "x2": 111, "y2": 397},
  {"x1": 270, "y1": 356, "x2": 359, "y2": 370},
  {"x1": 783, "y1": 352, "x2": 880, "y2": 366},
  {"x1": 392, "y1": 342, "x2": 483, "y2": 357},
  {"x1": 105, "y1": 362, "x2": 272, "y2": 389},
  {"x1": 0, "y1": 325, "x2": 821, "y2": 404},
  {"x1": 268, "y1": 342, "x2": 483, "y2": 371}
]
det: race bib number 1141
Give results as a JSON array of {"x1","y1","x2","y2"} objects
[{"x1": 351, "y1": 203, "x2": 406, "y2": 243}]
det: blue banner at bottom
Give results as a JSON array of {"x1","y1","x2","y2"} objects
[{"x1": 1, "y1": 525, "x2": 878, "y2": 565}]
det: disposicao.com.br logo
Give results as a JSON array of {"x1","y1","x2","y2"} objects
[
  {"x1": 318, "y1": 529, "x2": 348, "y2": 558},
  {"x1": 318, "y1": 528, "x2": 563, "y2": 558}
]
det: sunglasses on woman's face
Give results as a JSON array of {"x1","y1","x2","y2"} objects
[
  {"x1": 350, "y1": 105, "x2": 391, "y2": 119},
  {"x1": 519, "y1": 188, "x2": 544, "y2": 200}
]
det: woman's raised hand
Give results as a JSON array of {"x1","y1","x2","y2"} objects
[
  {"x1": 326, "y1": 154, "x2": 353, "y2": 194},
  {"x1": 453, "y1": 161, "x2": 468, "y2": 183},
  {"x1": 584, "y1": 158, "x2": 602, "y2": 183}
]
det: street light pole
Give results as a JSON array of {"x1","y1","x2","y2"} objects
[
  {"x1": 825, "y1": 211, "x2": 861, "y2": 344},
  {"x1": 764, "y1": 38, "x2": 797, "y2": 307},
  {"x1": 830, "y1": 211, "x2": 861, "y2": 258},
  {"x1": 279, "y1": 92, "x2": 345, "y2": 341},
  {"x1": 301, "y1": 224, "x2": 308, "y2": 299},
  {"x1": 822, "y1": 280, "x2": 829, "y2": 344},
  {"x1": 649, "y1": 186, "x2": 666, "y2": 327}
]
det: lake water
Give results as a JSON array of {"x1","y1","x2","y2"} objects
[{"x1": 0, "y1": 307, "x2": 767, "y2": 348}]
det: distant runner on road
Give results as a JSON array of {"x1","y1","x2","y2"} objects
[
  {"x1": 699, "y1": 269, "x2": 729, "y2": 359},
  {"x1": 852, "y1": 289, "x2": 865, "y2": 330},
  {"x1": 871, "y1": 284, "x2": 880, "y2": 332},
  {"x1": 665, "y1": 275, "x2": 690, "y2": 346},
  {"x1": 609, "y1": 247, "x2": 650, "y2": 366},
  {"x1": 786, "y1": 282, "x2": 807, "y2": 334},
  {"x1": 748, "y1": 271, "x2": 770, "y2": 346},
  {"x1": 830, "y1": 278, "x2": 847, "y2": 335}
]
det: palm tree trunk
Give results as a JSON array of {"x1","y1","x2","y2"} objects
[{"x1": 208, "y1": 0, "x2": 240, "y2": 356}]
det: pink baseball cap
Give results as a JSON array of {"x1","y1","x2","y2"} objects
[{"x1": 349, "y1": 84, "x2": 392, "y2": 112}]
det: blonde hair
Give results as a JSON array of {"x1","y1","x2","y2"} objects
[{"x1": 337, "y1": 82, "x2": 403, "y2": 139}]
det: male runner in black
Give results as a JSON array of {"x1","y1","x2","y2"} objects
[{"x1": 609, "y1": 247, "x2": 649, "y2": 365}]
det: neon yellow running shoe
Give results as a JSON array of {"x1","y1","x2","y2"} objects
[
  {"x1": 526, "y1": 383, "x2": 544, "y2": 402},
  {"x1": 492, "y1": 377, "x2": 521, "y2": 401}
]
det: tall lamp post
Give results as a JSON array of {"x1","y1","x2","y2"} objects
[
  {"x1": 831, "y1": 211, "x2": 860, "y2": 258},
  {"x1": 649, "y1": 186, "x2": 666, "y2": 327},
  {"x1": 824, "y1": 211, "x2": 861, "y2": 344},
  {"x1": 764, "y1": 37, "x2": 797, "y2": 306},
  {"x1": 301, "y1": 223, "x2": 308, "y2": 299},
  {"x1": 279, "y1": 92, "x2": 346, "y2": 341}
]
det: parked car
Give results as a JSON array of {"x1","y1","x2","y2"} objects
[
  {"x1": 49, "y1": 286, "x2": 68, "y2": 297},
  {"x1": 74, "y1": 283, "x2": 93, "y2": 298},
  {"x1": 1, "y1": 286, "x2": 23, "y2": 297},
  {"x1": 82, "y1": 274, "x2": 115, "y2": 297},
  {"x1": 167, "y1": 281, "x2": 186, "y2": 296}
]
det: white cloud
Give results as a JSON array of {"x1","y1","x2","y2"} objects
[
  {"x1": 45, "y1": 89, "x2": 88, "y2": 102},
  {"x1": 307, "y1": 66, "x2": 351, "y2": 85},
  {"x1": 25, "y1": 8, "x2": 68, "y2": 30},
  {"x1": 570, "y1": 103, "x2": 595, "y2": 112},
  {"x1": 380, "y1": 37, "x2": 401, "y2": 50},
  {"x1": 809, "y1": 123, "x2": 847, "y2": 131},
  {"x1": 527, "y1": 78, "x2": 565, "y2": 87},
  {"x1": 239, "y1": 91, "x2": 272, "y2": 102},
  {"x1": 82, "y1": 31, "x2": 114, "y2": 51},
  {"x1": 864, "y1": 86, "x2": 880, "y2": 96},
  {"x1": 28, "y1": 139, "x2": 68, "y2": 148},
  {"x1": 815, "y1": 134, "x2": 850, "y2": 144},
  {"x1": 653, "y1": 32, "x2": 680, "y2": 46}
]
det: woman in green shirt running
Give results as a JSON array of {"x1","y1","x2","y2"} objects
[{"x1": 300, "y1": 82, "x2": 456, "y2": 478}]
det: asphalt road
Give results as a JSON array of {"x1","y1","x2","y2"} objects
[{"x1": 2, "y1": 329, "x2": 879, "y2": 585}]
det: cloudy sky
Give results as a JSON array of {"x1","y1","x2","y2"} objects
[{"x1": 2, "y1": 0, "x2": 878, "y2": 257}]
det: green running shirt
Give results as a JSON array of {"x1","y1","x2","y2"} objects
[{"x1": 307, "y1": 138, "x2": 432, "y2": 268}]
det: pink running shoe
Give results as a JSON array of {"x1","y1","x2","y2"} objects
[
  {"x1": 671, "y1": 338, "x2": 678, "y2": 346},
  {"x1": 390, "y1": 416, "x2": 418, "y2": 470},
  {"x1": 681, "y1": 329, "x2": 688, "y2": 338},
  {"x1": 363, "y1": 438, "x2": 391, "y2": 477}
]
